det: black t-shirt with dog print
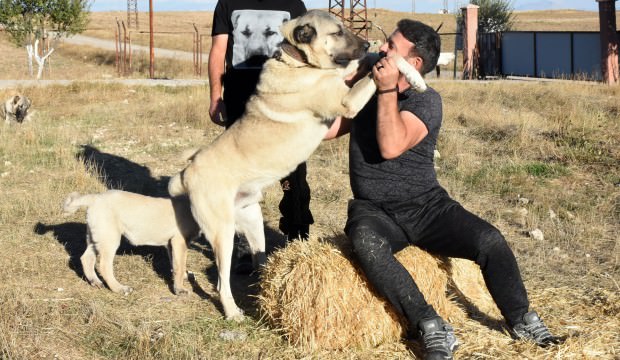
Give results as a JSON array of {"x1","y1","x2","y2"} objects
[
  {"x1": 212, "y1": 0, "x2": 306, "y2": 72},
  {"x1": 349, "y1": 86, "x2": 450, "y2": 206},
  {"x1": 212, "y1": 0, "x2": 306, "y2": 123}
]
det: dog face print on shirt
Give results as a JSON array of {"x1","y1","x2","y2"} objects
[{"x1": 231, "y1": 9, "x2": 290, "y2": 69}]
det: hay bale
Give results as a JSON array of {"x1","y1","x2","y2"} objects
[
  {"x1": 447, "y1": 259, "x2": 501, "y2": 318},
  {"x1": 259, "y1": 239, "x2": 402, "y2": 350},
  {"x1": 259, "y1": 237, "x2": 494, "y2": 350}
]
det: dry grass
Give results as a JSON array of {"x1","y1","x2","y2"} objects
[{"x1": 0, "y1": 8, "x2": 618, "y2": 360}]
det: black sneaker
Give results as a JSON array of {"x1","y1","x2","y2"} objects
[
  {"x1": 418, "y1": 317, "x2": 459, "y2": 360},
  {"x1": 512, "y1": 311, "x2": 561, "y2": 347}
]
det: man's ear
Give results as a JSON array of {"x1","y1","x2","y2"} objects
[
  {"x1": 293, "y1": 24, "x2": 316, "y2": 44},
  {"x1": 410, "y1": 56, "x2": 423, "y2": 72}
]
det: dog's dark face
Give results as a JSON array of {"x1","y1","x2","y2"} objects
[
  {"x1": 280, "y1": 10, "x2": 369, "y2": 69},
  {"x1": 5, "y1": 95, "x2": 32, "y2": 123},
  {"x1": 13, "y1": 96, "x2": 31, "y2": 122}
]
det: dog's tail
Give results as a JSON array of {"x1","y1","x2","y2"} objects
[
  {"x1": 62, "y1": 192, "x2": 96, "y2": 216},
  {"x1": 168, "y1": 171, "x2": 187, "y2": 197},
  {"x1": 168, "y1": 149, "x2": 198, "y2": 197}
]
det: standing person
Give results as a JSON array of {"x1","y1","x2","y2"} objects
[
  {"x1": 325, "y1": 19, "x2": 561, "y2": 360},
  {"x1": 208, "y1": 0, "x2": 314, "y2": 270}
]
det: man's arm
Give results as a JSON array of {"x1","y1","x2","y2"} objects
[
  {"x1": 373, "y1": 57, "x2": 428, "y2": 159},
  {"x1": 208, "y1": 34, "x2": 228, "y2": 125},
  {"x1": 324, "y1": 116, "x2": 353, "y2": 140}
]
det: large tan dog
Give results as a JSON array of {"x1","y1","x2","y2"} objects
[
  {"x1": 63, "y1": 190, "x2": 200, "y2": 295},
  {"x1": 169, "y1": 10, "x2": 426, "y2": 321}
]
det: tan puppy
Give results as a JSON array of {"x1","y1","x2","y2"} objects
[
  {"x1": 63, "y1": 190, "x2": 200, "y2": 295},
  {"x1": 169, "y1": 10, "x2": 426, "y2": 321}
]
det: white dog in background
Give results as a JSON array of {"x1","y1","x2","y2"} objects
[
  {"x1": 63, "y1": 190, "x2": 200, "y2": 296},
  {"x1": 231, "y1": 9, "x2": 290, "y2": 68},
  {"x1": 3, "y1": 94, "x2": 34, "y2": 124}
]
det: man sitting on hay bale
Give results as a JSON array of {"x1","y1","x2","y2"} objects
[{"x1": 324, "y1": 19, "x2": 562, "y2": 359}]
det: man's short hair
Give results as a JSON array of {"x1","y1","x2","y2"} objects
[{"x1": 397, "y1": 19, "x2": 440, "y2": 75}]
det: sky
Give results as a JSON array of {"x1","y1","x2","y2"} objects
[{"x1": 90, "y1": 0, "x2": 601, "y2": 13}]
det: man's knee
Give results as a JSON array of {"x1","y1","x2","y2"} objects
[
  {"x1": 475, "y1": 228, "x2": 512, "y2": 266},
  {"x1": 347, "y1": 222, "x2": 382, "y2": 252}
]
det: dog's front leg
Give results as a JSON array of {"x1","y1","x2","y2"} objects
[
  {"x1": 341, "y1": 74, "x2": 378, "y2": 119},
  {"x1": 393, "y1": 55, "x2": 427, "y2": 92}
]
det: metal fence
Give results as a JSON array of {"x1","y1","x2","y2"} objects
[{"x1": 477, "y1": 31, "x2": 615, "y2": 81}]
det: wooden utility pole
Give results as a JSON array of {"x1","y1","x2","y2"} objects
[
  {"x1": 149, "y1": 0, "x2": 154, "y2": 79},
  {"x1": 597, "y1": 0, "x2": 619, "y2": 84}
]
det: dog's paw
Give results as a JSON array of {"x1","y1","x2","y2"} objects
[
  {"x1": 344, "y1": 108, "x2": 361, "y2": 119},
  {"x1": 117, "y1": 286, "x2": 134, "y2": 296},
  {"x1": 89, "y1": 279, "x2": 104, "y2": 288},
  {"x1": 226, "y1": 313, "x2": 246, "y2": 323},
  {"x1": 225, "y1": 308, "x2": 245, "y2": 323},
  {"x1": 174, "y1": 287, "x2": 190, "y2": 296}
]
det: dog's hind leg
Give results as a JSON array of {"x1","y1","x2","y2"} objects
[
  {"x1": 81, "y1": 227, "x2": 104, "y2": 288},
  {"x1": 169, "y1": 234, "x2": 189, "y2": 295},
  {"x1": 235, "y1": 201, "x2": 266, "y2": 271},
  {"x1": 92, "y1": 226, "x2": 133, "y2": 295}
]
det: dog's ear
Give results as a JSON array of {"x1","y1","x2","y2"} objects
[
  {"x1": 12, "y1": 95, "x2": 20, "y2": 104},
  {"x1": 231, "y1": 12, "x2": 241, "y2": 27},
  {"x1": 293, "y1": 24, "x2": 316, "y2": 44}
]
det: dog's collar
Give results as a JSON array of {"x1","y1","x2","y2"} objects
[{"x1": 276, "y1": 41, "x2": 309, "y2": 65}]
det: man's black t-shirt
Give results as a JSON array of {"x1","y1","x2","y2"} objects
[
  {"x1": 349, "y1": 86, "x2": 448, "y2": 206},
  {"x1": 212, "y1": 0, "x2": 306, "y2": 122}
]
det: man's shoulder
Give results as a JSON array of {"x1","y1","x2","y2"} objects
[{"x1": 401, "y1": 86, "x2": 441, "y2": 105}]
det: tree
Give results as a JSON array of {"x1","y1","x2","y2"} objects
[
  {"x1": 457, "y1": 0, "x2": 514, "y2": 33},
  {"x1": 0, "y1": 0, "x2": 91, "y2": 79}
]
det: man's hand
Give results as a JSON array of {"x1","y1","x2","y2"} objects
[
  {"x1": 372, "y1": 56, "x2": 399, "y2": 91},
  {"x1": 209, "y1": 97, "x2": 227, "y2": 126}
]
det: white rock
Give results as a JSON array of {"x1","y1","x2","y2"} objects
[
  {"x1": 518, "y1": 197, "x2": 530, "y2": 205},
  {"x1": 528, "y1": 228, "x2": 544, "y2": 241}
]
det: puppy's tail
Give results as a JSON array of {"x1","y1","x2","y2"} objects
[
  {"x1": 168, "y1": 171, "x2": 187, "y2": 197},
  {"x1": 62, "y1": 192, "x2": 96, "y2": 216},
  {"x1": 169, "y1": 149, "x2": 198, "y2": 197}
]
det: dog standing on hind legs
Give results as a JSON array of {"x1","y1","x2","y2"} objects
[
  {"x1": 62, "y1": 190, "x2": 200, "y2": 296},
  {"x1": 169, "y1": 10, "x2": 427, "y2": 321}
]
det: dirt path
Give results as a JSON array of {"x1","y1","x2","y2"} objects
[
  {"x1": 0, "y1": 34, "x2": 210, "y2": 89},
  {"x1": 61, "y1": 34, "x2": 203, "y2": 62}
]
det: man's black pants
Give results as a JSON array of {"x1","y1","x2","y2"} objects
[{"x1": 345, "y1": 197, "x2": 530, "y2": 331}]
